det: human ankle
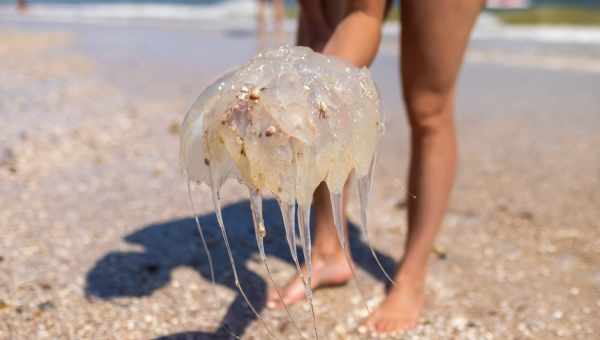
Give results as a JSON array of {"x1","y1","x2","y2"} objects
[
  {"x1": 313, "y1": 236, "x2": 346, "y2": 257},
  {"x1": 394, "y1": 266, "x2": 427, "y2": 289},
  {"x1": 312, "y1": 246, "x2": 347, "y2": 263}
]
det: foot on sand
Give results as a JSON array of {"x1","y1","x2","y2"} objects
[
  {"x1": 267, "y1": 251, "x2": 353, "y2": 309},
  {"x1": 358, "y1": 277, "x2": 425, "y2": 335}
]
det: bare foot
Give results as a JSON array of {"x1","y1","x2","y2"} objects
[
  {"x1": 267, "y1": 251, "x2": 353, "y2": 309},
  {"x1": 359, "y1": 278, "x2": 425, "y2": 335}
]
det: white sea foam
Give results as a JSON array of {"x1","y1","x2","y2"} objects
[
  {"x1": 0, "y1": 0, "x2": 257, "y2": 24},
  {"x1": 473, "y1": 25, "x2": 600, "y2": 45},
  {"x1": 382, "y1": 13, "x2": 600, "y2": 45}
]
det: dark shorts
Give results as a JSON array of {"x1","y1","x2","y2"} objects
[{"x1": 385, "y1": 0, "x2": 394, "y2": 19}]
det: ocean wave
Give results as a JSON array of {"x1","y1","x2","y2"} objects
[
  {"x1": 473, "y1": 25, "x2": 600, "y2": 45},
  {"x1": 0, "y1": 0, "x2": 257, "y2": 22}
]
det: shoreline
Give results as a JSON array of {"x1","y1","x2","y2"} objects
[
  {"x1": 3, "y1": 6, "x2": 600, "y2": 45},
  {"x1": 4, "y1": 13, "x2": 600, "y2": 80}
]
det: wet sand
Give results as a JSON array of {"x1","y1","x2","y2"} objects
[{"x1": 0, "y1": 19, "x2": 599, "y2": 340}]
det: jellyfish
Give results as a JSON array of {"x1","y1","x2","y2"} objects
[{"x1": 180, "y1": 46, "x2": 391, "y2": 339}]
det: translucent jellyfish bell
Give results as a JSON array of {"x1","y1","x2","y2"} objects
[{"x1": 180, "y1": 46, "x2": 388, "y2": 339}]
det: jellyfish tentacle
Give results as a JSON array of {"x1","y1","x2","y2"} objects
[
  {"x1": 278, "y1": 199, "x2": 303, "y2": 279},
  {"x1": 357, "y1": 154, "x2": 396, "y2": 286},
  {"x1": 298, "y1": 203, "x2": 319, "y2": 340},
  {"x1": 187, "y1": 180, "x2": 216, "y2": 285},
  {"x1": 186, "y1": 180, "x2": 242, "y2": 340},
  {"x1": 329, "y1": 190, "x2": 371, "y2": 314},
  {"x1": 249, "y1": 188, "x2": 306, "y2": 339},
  {"x1": 208, "y1": 168, "x2": 277, "y2": 340}
]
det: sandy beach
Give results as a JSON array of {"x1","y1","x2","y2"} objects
[{"x1": 1, "y1": 14, "x2": 600, "y2": 340}]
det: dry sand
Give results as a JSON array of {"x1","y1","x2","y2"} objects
[{"x1": 0, "y1": 23, "x2": 599, "y2": 340}]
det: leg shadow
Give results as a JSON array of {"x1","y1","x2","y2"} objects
[
  {"x1": 86, "y1": 199, "x2": 396, "y2": 339},
  {"x1": 347, "y1": 220, "x2": 397, "y2": 290}
]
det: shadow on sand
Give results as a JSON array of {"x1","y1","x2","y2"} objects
[{"x1": 86, "y1": 199, "x2": 395, "y2": 339}]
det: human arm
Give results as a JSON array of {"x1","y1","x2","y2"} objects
[{"x1": 298, "y1": 0, "x2": 386, "y2": 67}]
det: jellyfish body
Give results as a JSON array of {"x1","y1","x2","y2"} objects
[{"x1": 180, "y1": 46, "x2": 390, "y2": 338}]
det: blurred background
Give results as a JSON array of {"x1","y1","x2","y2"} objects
[{"x1": 1, "y1": 1, "x2": 599, "y2": 339}]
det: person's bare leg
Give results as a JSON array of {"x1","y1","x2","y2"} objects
[
  {"x1": 17, "y1": 0, "x2": 27, "y2": 12},
  {"x1": 267, "y1": 0, "x2": 353, "y2": 309},
  {"x1": 273, "y1": 0, "x2": 286, "y2": 43},
  {"x1": 362, "y1": 0, "x2": 483, "y2": 334},
  {"x1": 256, "y1": 0, "x2": 268, "y2": 50}
]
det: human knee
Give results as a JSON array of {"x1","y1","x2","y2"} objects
[{"x1": 405, "y1": 90, "x2": 454, "y2": 134}]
